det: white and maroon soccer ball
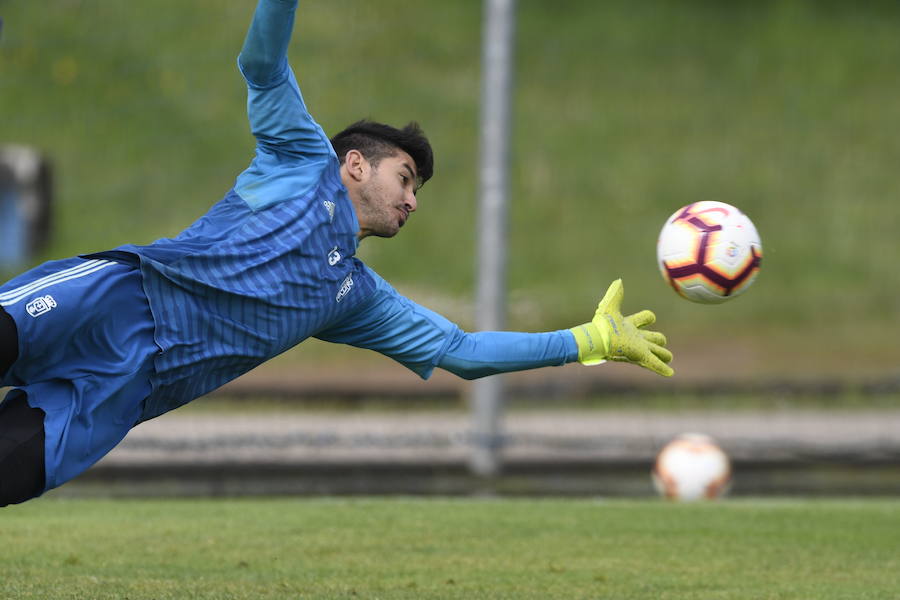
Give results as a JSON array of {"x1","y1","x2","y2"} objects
[
  {"x1": 657, "y1": 201, "x2": 762, "y2": 304},
  {"x1": 652, "y1": 433, "x2": 732, "y2": 501}
]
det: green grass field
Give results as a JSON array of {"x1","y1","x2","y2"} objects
[
  {"x1": 2, "y1": 497, "x2": 898, "y2": 599},
  {"x1": 4, "y1": 1, "x2": 900, "y2": 376}
]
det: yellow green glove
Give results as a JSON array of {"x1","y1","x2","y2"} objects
[{"x1": 569, "y1": 279, "x2": 674, "y2": 377}]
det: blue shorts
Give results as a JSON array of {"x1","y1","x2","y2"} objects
[{"x1": 0, "y1": 257, "x2": 158, "y2": 492}]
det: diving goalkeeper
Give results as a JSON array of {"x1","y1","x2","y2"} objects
[{"x1": 0, "y1": 0, "x2": 673, "y2": 506}]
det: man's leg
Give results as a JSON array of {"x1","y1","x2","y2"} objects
[
  {"x1": 0, "y1": 391, "x2": 45, "y2": 506},
  {"x1": 0, "y1": 306, "x2": 45, "y2": 506},
  {"x1": 0, "y1": 303, "x2": 16, "y2": 372}
]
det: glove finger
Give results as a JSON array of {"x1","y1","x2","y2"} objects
[
  {"x1": 641, "y1": 353, "x2": 675, "y2": 377},
  {"x1": 595, "y1": 279, "x2": 624, "y2": 318},
  {"x1": 626, "y1": 309, "x2": 656, "y2": 329},
  {"x1": 641, "y1": 329, "x2": 668, "y2": 348},
  {"x1": 647, "y1": 342, "x2": 673, "y2": 364}
]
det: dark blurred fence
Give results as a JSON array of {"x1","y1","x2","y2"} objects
[{"x1": 56, "y1": 408, "x2": 900, "y2": 498}]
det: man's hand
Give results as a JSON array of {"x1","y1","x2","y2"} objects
[{"x1": 569, "y1": 279, "x2": 674, "y2": 377}]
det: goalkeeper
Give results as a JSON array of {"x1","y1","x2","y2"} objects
[{"x1": 0, "y1": 0, "x2": 672, "y2": 506}]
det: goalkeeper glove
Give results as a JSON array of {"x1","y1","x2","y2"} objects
[{"x1": 569, "y1": 279, "x2": 674, "y2": 377}]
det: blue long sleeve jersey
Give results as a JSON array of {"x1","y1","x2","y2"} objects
[{"x1": 99, "y1": 0, "x2": 578, "y2": 422}]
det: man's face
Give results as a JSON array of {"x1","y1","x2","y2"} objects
[{"x1": 354, "y1": 150, "x2": 419, "y2": 239}]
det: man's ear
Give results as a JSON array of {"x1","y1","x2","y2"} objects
[{"x1": 343, "y1": 149, "x2": 369, "y2": 183}]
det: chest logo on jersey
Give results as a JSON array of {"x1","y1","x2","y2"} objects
[
  {"x1": 336, "y1": 273, "x2": 353, "y2": 303},
  {"x1": 327, "y1": 247, "x2": 342, "y2": 266},
  {"x1": 323, "y1": 200, "x2": 336, "y2": 223},
  {"x1": 26, "y1": 295, "x2": 57, "y2": 318}
]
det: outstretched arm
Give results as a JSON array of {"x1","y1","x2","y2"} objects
[
  {"x1": 316, "y1": 279, "x2": 576, "y2": 381},
  {"x1": 316, "y1": 269, "x2": 674, "y2": 380},
  {"x1": 239, "y1": 0, "x2": 298, "y2": 86},
  {"x1": 438, "y1": 279, "x2": 675, "y2": 378},
  {"x1": 437, "y1": 330, "x2": 576, "y2": 380},
  {"x1": 233, "y1": 0, "x2": 333, "y2": 209}
]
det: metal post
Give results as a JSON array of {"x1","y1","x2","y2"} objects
[{"x1": 471, "y1": 0, "x2": 516, "y2": 477}]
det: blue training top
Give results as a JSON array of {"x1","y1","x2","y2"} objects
[{"x1": 98, "y1": 0, "x2": 577, "y2": 422}]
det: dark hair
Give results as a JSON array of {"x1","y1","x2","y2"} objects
[{"x1": 330, "y1": 120, "x2": 434, "y2": 188}]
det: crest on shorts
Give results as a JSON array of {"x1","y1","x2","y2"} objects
[{"x1": 26, "y1": 295, "x2": 56, "y2": 317}]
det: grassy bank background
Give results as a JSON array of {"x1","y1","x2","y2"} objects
[{"x1": 4, "y1": 0, "x2": 900, "y2": 377}]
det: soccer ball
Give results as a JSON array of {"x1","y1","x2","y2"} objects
[
  {"x1": 652, "y1": 433, "x2": 732, "y2": 501},
  {"x1": 657, "y1": 201, "x2": 762, "y2": 303}
]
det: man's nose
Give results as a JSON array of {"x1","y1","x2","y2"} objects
[{"x1": 405, "y1": 191, "x2": 417, "y2": 213}]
